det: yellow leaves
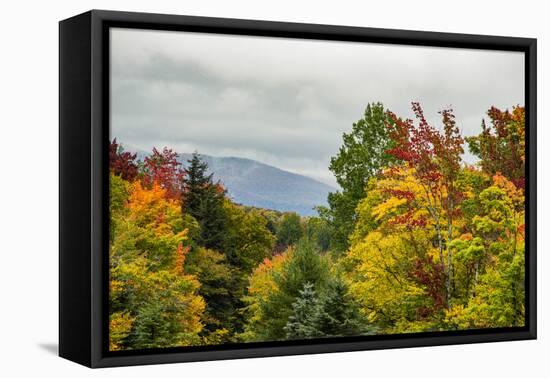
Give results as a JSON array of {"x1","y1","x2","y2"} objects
[
  {"x1": 109, "y1": 279, "x2": 126, "y2": 300},
  {"x1": 173, "y1": 243, "x2": 189, "y2": 275},
  {"x1": 343, "y1": 231, "x2": 424, "y2": 326},
  {"x1": 109, "y1": 312, "x2": 134, "y2": 351},
  {"x1": 242, "y1": 248, "x2": 293, "y2": 338},
  {"x1": 127, "y1": 181, "x2": 183, "y2": 229},
  {"x1": 247, "y1": 248, "x2": 291, "y2": 297},
  {"x1": 128, "y1": 181, "x2": 167, "y2": 214},
  {"x1": 109, "y1": 175, "x2": 206, "y2": 349},
  {"x1": 372, "y1": 197, "x2": 407, "y2": 221},
  {"x1": 492, "y1": 173, "x2": 524, "y2": 206},
  {"x1": 202, "y1": 328, "x2": 231, "y2": 345},
  {"x1": 180, "y1": 294, "x2": 206, "y2": 335}
]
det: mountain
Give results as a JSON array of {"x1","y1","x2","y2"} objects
[
  {"x1": 177, "y1": 154, "x2": 334, "y2": 216},
  {"x1": 133, "y1": 147, "x2": 334, "y2": 215}
]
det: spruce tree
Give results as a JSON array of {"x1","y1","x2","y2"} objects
[
  {"x1": 257, "y1": 239, "x2": 330, "y2": 340},
  {"x1": 313, "y1": 278, "x2": 368, "y2": 337},
  {"x1": 182, "y1": 152, "x2": 227, "y2": 250},
  {"x1": 283, "y1": 279, "x2": 369, "y2": 340},
  {"x1": 284, "y1": 282, "x2": 322, "y2": 339}
]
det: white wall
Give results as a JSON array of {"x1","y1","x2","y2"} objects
[{"x1": 1, "y1": 0, "x2": 546, "y2": 376}]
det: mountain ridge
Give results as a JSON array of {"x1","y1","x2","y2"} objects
[{"x1": 133, "y1": 149, "x2": 334, "y2": 216}]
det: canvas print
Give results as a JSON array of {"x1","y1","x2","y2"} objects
[{"x1": 108, "y1": 28, "x2": 526, "y2": 351}]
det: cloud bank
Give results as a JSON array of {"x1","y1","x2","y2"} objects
[{"x1": 110, "y1": 28, "x2": 524, "y2": 187}]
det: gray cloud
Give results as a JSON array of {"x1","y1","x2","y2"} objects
[{"x1": 110, "y1": 28, "x2": 524, "y2": 186}]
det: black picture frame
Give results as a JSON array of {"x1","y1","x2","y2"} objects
[{"x1": 59, "y1": 9, "x2": 537, "y2": 368}]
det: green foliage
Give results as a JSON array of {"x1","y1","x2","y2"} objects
[
  {"x1": 276, "y1": 212, "x2": 303, "y2": 249},
  {"x1": 182, "y1": 152, "x2": 227, "y2": 250},
  {"x1": 284, "y1": 282, "x2": 322, "y2": 339},
  {"x1": 285, "y1": 279, "x2": 369, "y2": 339},
  {"x1": 125, "y1": 269, "x2": 204, "y2": 349},
  {"x1": 241, "y1": 239, "x2": 332, "y2": 341},
  {"x1": 109, "y1": 176, "x2": 205, "y2": 350},
  {"x1": 184, "y1": 247, "x2": 236, "y2": 334},
  {"x1": 109, "y1": 102, "x2": 526, "y2": 350},
  {"x1": 223, "y1": 201, "x2": 276, "y2": 272},
  {"x1": 322, "y1": 102, "x2": 395, "y2": 253},
  {"x1": 313, "y1": 278, "x2": 369, "y2": 336},
  {"x1": 330, "y1": 102, "x2": 394, "y2": 196},
  {"x1": 305, "y1": 217, "x2": 331, "y2": 252}
]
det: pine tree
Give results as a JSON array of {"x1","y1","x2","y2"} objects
[
  {"x1": 254, "y1": 240, "x2": 331, "y2": 340},
  {"x1": 284, "y1": 279, "x2": 369, "y2": 340},
  {"x1": 182, "y1": 152, "x2": 227, "y2": 250},
  {"x1": 182, "y1": 153, "x2": 210, "y2": 214},
  {"x1": 313, "y1": 278, "x2": 368, "y2": 337},
  {"x1": 284, "y1": 282, "x2": 322, "y2": 339}
]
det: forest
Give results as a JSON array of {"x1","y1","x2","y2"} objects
[{"x1": 109, "y1": 102, "x2": 526, "y2": 351}]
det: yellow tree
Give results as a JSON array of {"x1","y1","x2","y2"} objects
[
  {"x1": 385, "y1": 103, "x2": 464, "y2": 307},
  {"x1": 343, "y1": 167, "x2": 447, "y2": 332},
  {"x1": 109, "y1": 175, "x2": 205, "y2": 350},
  {"x1": 445, "y1": 174, "x2": 525, "y2": 329},
  {"x1": 240, "y1": 249, "x2": 292, "y2": 341}
]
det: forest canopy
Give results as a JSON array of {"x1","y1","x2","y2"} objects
[{"x1": 109, "y1": 102, "x2": 526, "y2": 350}]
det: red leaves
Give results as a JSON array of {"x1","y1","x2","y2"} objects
[
  {"x1": 385, "y1": 103, "x2": 463, "y2": 186},
  {"x1": 467, "y1": 106, "x2": 525, "y2": 190},
  {"x1": 410, "y1": 256, "x2": 446, "y2": 313},
  {"x1": 142, "y1": 147, "x2": 185, "y2": 200},
  {"x1": 383, "y1": 188, "x2": 415, "y2": 201},
  {"x1": 384, "y1": 103, "x2": 466, "y2": 229},
  {"x1": 390, "y1": 211, "x2": 427, "y2": 228},
  {"x1": 110, "y1": 139, "x2": 139, "y2": 181}
]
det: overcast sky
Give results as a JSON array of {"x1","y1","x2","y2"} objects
[{"x1": 110, "y1": 28, "x2": 524, "y2": 187}]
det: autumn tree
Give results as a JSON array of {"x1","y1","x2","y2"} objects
[
  {"x1": 343, "y1": 226, "x2": 438, "y2": 333},
  {"x1": 141, "y1": 147, "x2": 185, "y2": 200},
  {"x1": 384, "y1": 102, "x2": 465, "y2": 307},
  {"x1": 445, "y1": 174, "x2": 525, "y2": 329},
  {"x1": 109, "y1": 175, "x2": 205, "y2": 350},
  {"x1": 110, "y1": 139, "x2": 139, "y2": 181},
  {"x1": 466, "y1": 106, "x2": 525, "y2": 189},
  {"x1": 240, "y1": 251, "x2": 291, "y2": 341}
]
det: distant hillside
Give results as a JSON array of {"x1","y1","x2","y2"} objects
[
  {"x1": 178, "y1": 154, "x2": 334, "y2": 216},
  {"x1": 134, "y1": 149, "x2": 334, "y2": 216}
]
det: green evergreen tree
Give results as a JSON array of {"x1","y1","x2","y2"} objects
[
  {"x1": 256, "y1": 239, "x2": 330, "y2": 340},
  {"x1": 182, "y1": 152, "x2": 227, "y2": 250},
  {"x1": 284, "y1": 279, "x2": 368, "y2": 340},
  {"x1": 313, "y1": 278, "x2": 368, "y2": 337},
  {"x1": 284, "y1": 282, "x2": 322, "y2": 339}
]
